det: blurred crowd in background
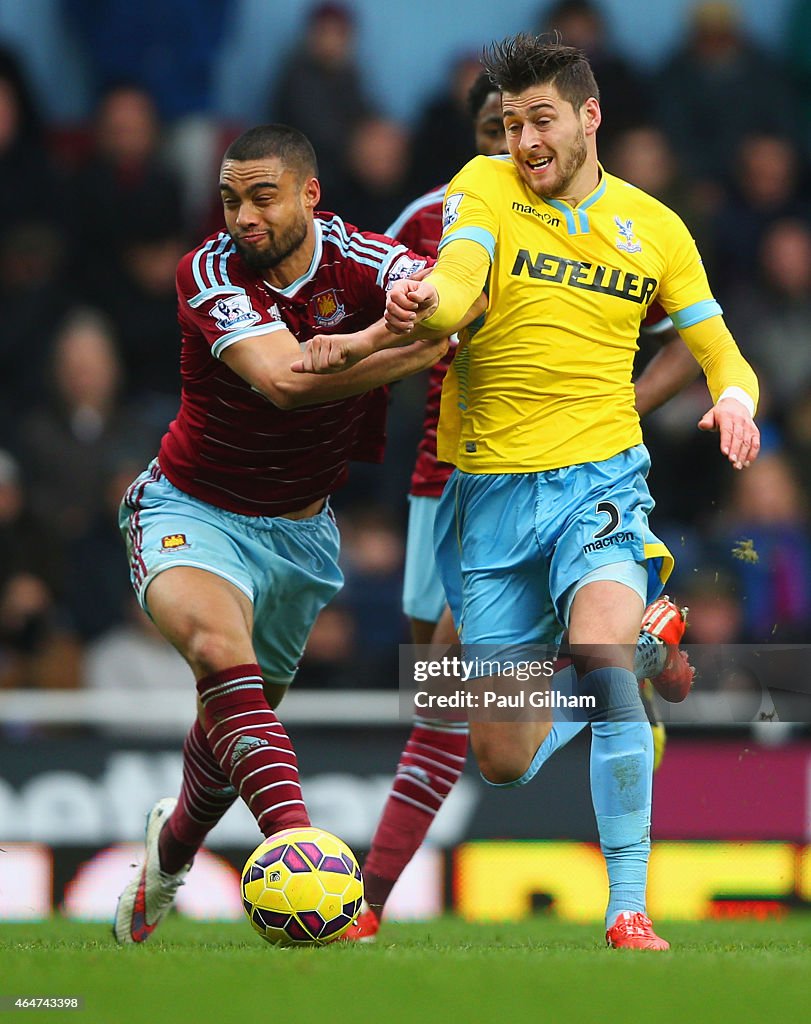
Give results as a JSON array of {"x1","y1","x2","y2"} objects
[{"x1": 1, "y1": 0, "x2": 811, "y2": 694}]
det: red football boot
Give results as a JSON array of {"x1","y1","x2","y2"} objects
[
  {"x1": 339, "y1": 902, "x2": 380, "y2": 943},
  {"x1": 640, "y1": 596, "x2": 695, "y2": 702},
  {"x1": 606, "y1": 911, "x2": 670, "y2": 950}
]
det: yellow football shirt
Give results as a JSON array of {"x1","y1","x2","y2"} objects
[{"x1": 434, "y1": 156, "x2": 741, "y2": 472}]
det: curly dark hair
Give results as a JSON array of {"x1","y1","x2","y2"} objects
[
  {"x1": 482, "y1": 33, "x2": 599, "y2": 110},
  {"x1": 467, "y1": 70, "x2": 499, "y2": 119},
  {"x1": 222, "y1": 124, "x2": 318, "y2": 181}
]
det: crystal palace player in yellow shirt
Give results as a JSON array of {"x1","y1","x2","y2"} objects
[{"x1": 300, "y1": 36, "x2": 759, "y2": 950}]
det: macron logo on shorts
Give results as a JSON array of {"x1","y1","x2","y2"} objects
[
  {"x1": 582, "y1": 500, "x2": 633, "y2": 553},
  {"x1": 582, "y1": 531, "x2": 634, "y2": 554}
]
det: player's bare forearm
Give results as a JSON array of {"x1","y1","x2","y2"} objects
[
  {"x1": 222, "y1": 325, "x2": 448, "y2": 409},
  {"x1": 279, "y1": 335, "x2": 450, "y2": 407},
  {"x1": 634, "y1": 331, "x2": 701, "y2": 417},
  {"x1": 293, "y1": 291, "x2": 485, "y2": 376},
  {"x1": 291, "y1": 320, "x2": 398, "y2": 375}
]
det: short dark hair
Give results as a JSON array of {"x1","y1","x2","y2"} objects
[
  {"x1": 223, "y1": 124, "x2": 318, "y2": 181},
  {"x1": 467, "y1": 69, "x2": 499, "y2": 120},
  {"x1": 482, "y1": 33, "x2": 599, "y2": 110}
]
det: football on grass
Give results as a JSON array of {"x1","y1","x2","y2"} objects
[{"x1": 241, "y1": 827, "x2": 363, "y2": 946}]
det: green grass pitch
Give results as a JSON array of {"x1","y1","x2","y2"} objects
[{"x1": 2, "y1": 916, "x2": 809, "y2": 1024}]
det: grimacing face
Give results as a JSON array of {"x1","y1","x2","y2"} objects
[
  {"x1": 219, "y1": 157, "x2": 315, "y2": 272},
  {"x1": 501, "y1": 83, "x2": 595, "y2": 200}
]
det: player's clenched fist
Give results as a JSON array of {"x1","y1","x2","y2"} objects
[
  {"x1": 385, "y1": 279, "x2": 440, "y2": 334},
  {"x1": 291, "y1": 333, "x2": 372, "y2": 374}
]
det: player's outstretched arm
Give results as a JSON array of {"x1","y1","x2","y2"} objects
[
  {"x1": 291, "y1": 320, "x2": 404, "y2": 375},
  {"x1": 292, "y1": 287, "x2": 486, "y2": 376},
  {"x1": 223, "y1": 325, "x2": 449, "y2": 409},
  {"x1": 291, "y1": 265, "x2": 443, "y2": 375},
  {"x1": 294, "y1": 236, "x2": 490, "y2": 374}
]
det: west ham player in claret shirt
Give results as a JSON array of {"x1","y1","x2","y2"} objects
[{"x1": 113, "y1": 124, "x2": 481, "y2": 945}]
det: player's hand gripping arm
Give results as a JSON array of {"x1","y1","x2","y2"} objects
[{"x1": 385, "y1": 237, "x2": 491, "y2": 337}]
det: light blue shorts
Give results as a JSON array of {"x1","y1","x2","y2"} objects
[
  {"x1": 402, "y1": 495, "x2": 446, "y2": 622},
  {"x1": 434, "y1": 445, "x2": 672, "y2": 646},
  {"x1": 120, "y1": 462, "x2": 343, "y2": 685}
]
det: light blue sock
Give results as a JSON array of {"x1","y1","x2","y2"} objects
[
  {"x1": 582, "y1": 667, "x2": 653, "y2": 929},
  {"x1": 479, "y1": 649, "x2": 657, "y2": 791},
  {"x1": 482, "y1": 665, "x2": 587, "y2": 788}
]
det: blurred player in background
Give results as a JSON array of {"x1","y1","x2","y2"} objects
[
  {"x1": 342, "y1": 74, "x2": 699, "y2": 942},
  {"x1": 304, "y1": 37, "x2": 759, "y2": 948},
  {"x1": 113, "y1": 123, "x2": 482, "y2": 945}
]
